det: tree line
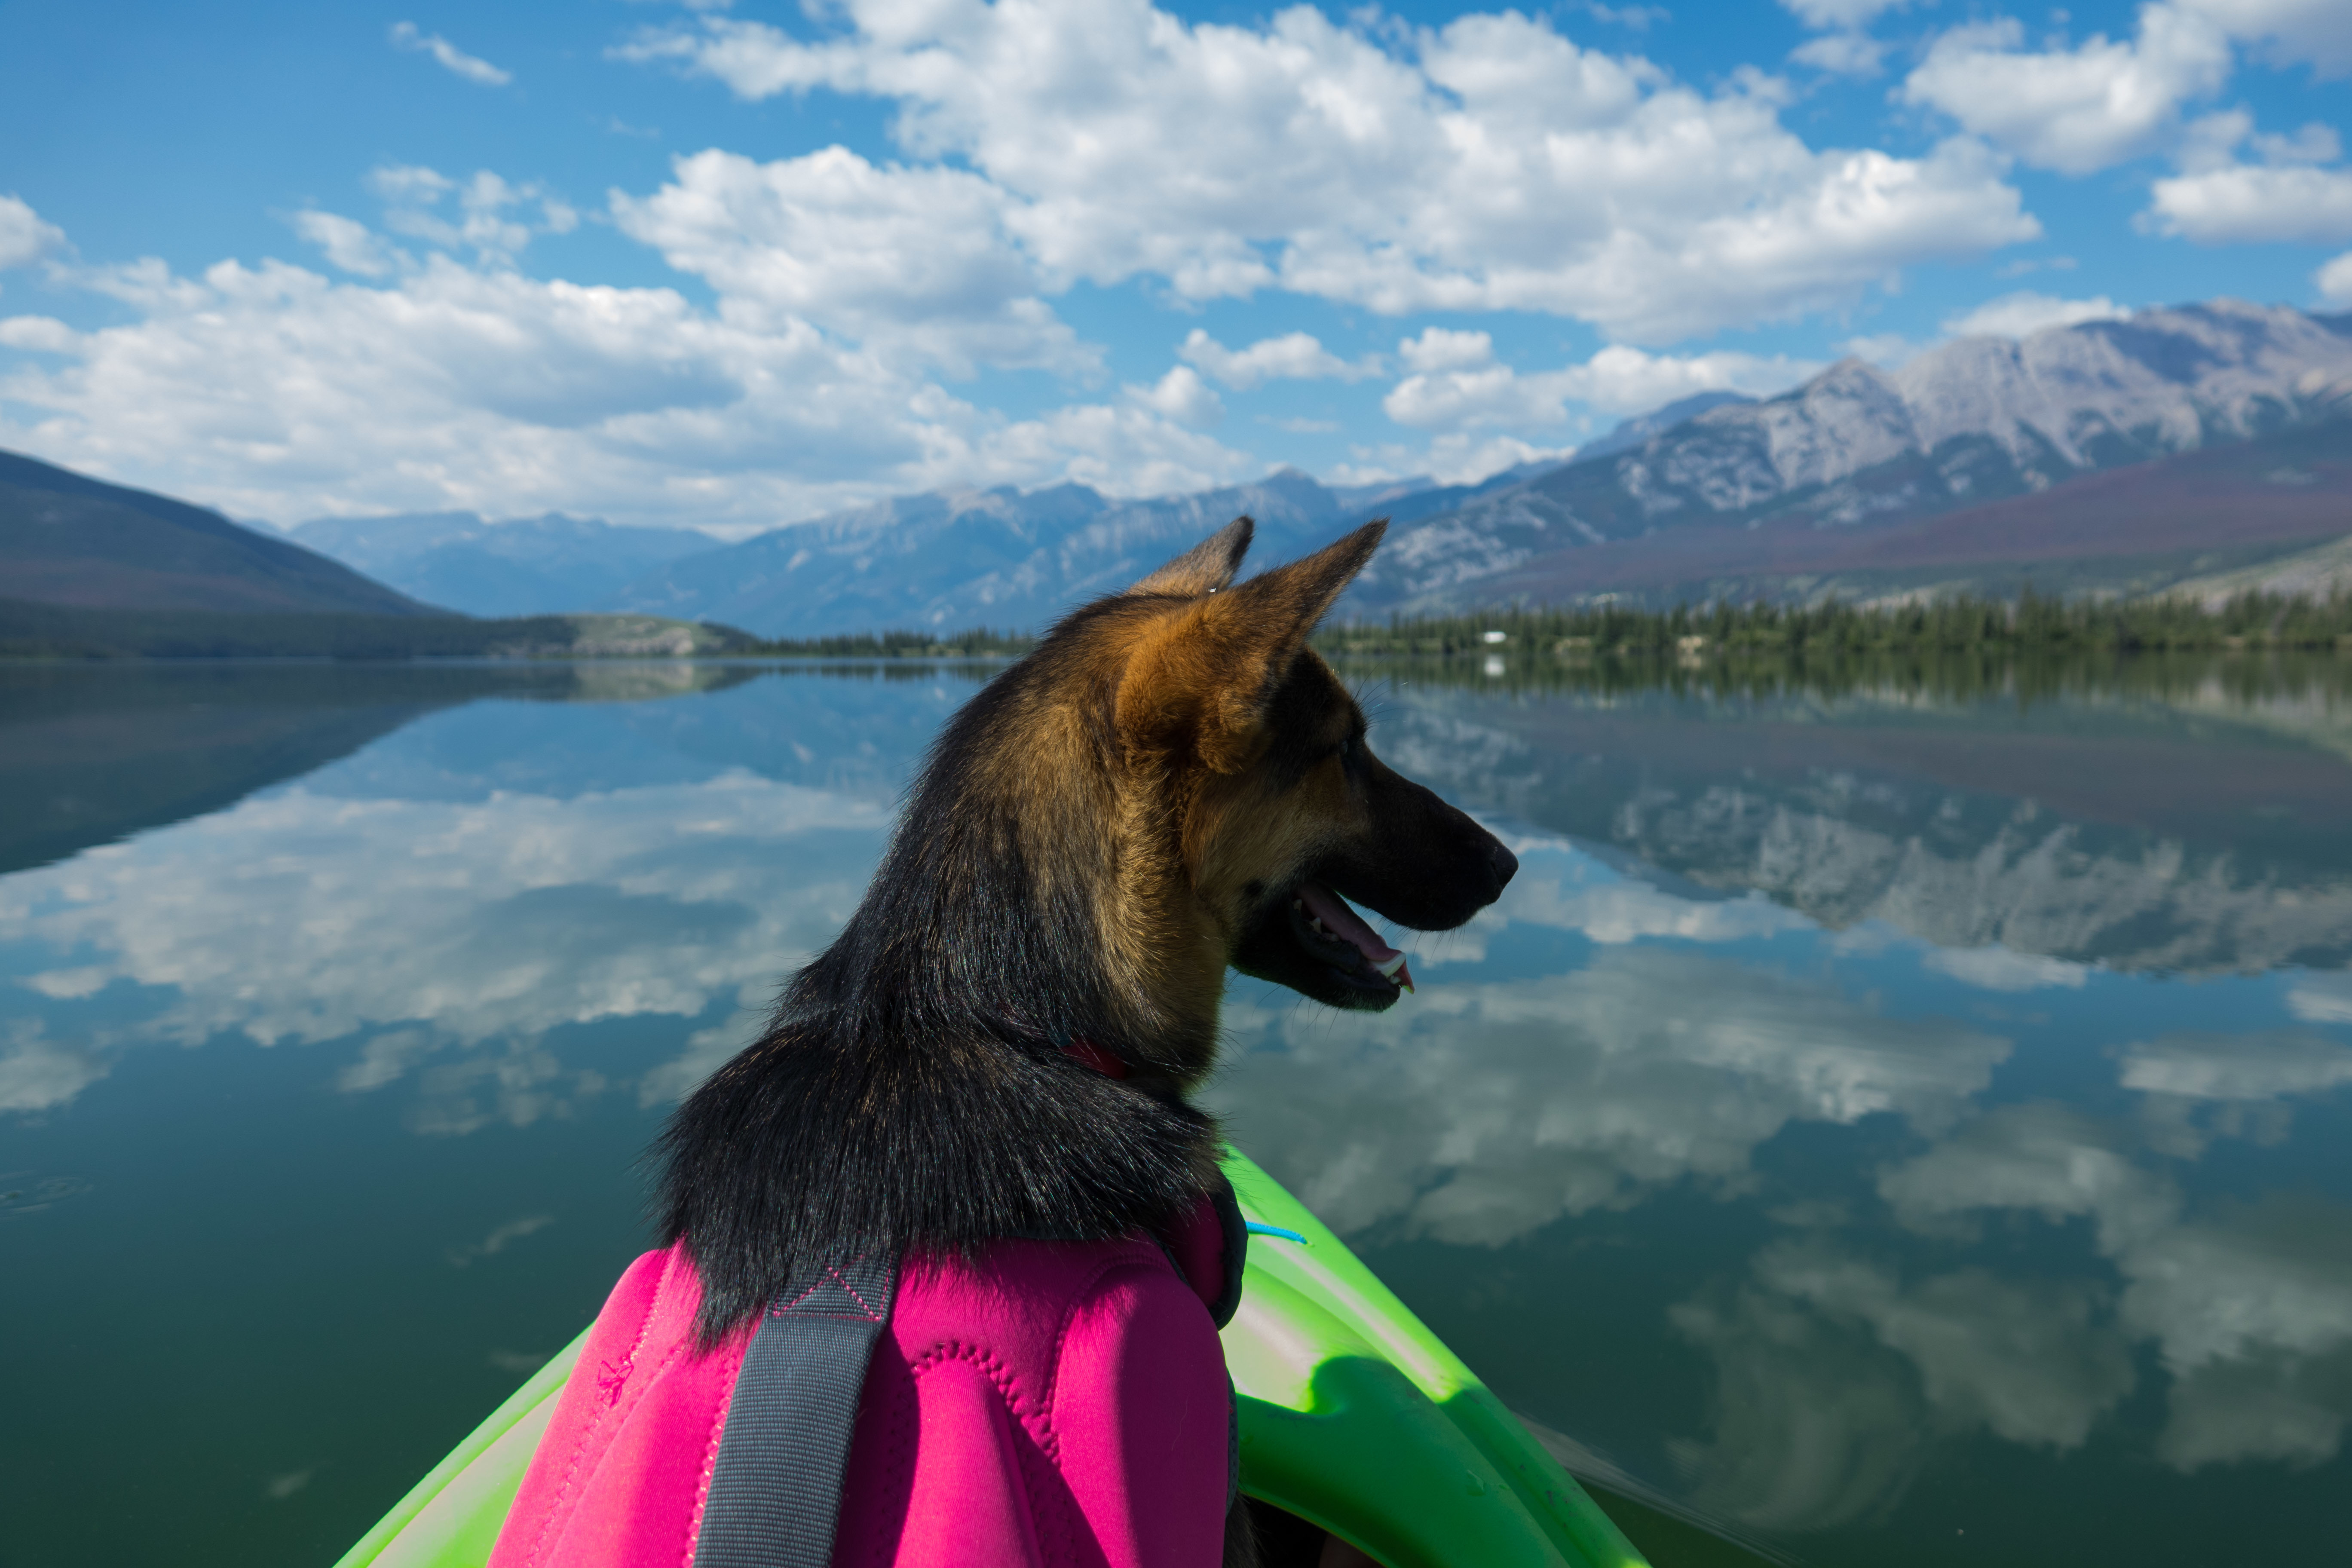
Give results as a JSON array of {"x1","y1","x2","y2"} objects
[{"x1": 1314, "y1": 588, "x2": 2352, "y2": 657}]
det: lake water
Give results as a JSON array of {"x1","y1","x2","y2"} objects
[{"x1": 5, "y1": 656, "x2": 2350, "y2": 1568}]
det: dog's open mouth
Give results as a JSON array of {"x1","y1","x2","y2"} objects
[{"x1": 1290, "y1": 882, "x2": 1413, "y2": 996}]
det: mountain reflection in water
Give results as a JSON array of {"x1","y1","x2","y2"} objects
[{"x1": 2, "y1": 656, "x2": 2348, "y2": 1568}]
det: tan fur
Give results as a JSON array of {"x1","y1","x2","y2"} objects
[{"x1": 952, "y1": 520, "x2": 1392, "y2": 1084}]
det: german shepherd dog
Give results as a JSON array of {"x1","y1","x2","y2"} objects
[{"x1": 656, "y1": 517, "x2": 1517, "y2": 1562}]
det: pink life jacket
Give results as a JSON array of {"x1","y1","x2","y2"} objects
[{"x1": 488, "y1": 1198, "x2": 1239, "y2": 1568}]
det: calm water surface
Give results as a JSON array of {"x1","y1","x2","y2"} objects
[{"x1": 4, "y1": 658, "x2": 2350, "y2": 1568}]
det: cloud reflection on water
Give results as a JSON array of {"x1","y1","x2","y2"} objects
[
  {"x1": 0, "y1": 768, "x2": 892, "y2": 1124},
  {"x1": 1211, "y1": 863, "x2": 2011, "y2": 1244}
]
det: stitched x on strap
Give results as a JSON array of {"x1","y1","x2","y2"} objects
[{"x1": 694, "y1": 1252, "x2": 899, "y2": 1568}]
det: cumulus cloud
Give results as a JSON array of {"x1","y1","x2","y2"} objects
[
  {"x1": 1939, "y1": 290, "x2": 2133, "y2": 340},
  {"x1": 372, "y1": 166, "x2": 578, "y2": 269},
  {"x1": 1780, "y1": 0, "x2": 1906, "y2": 28},
  {"x1": 389, "y1": 21, "x2": 513, "y2": 87},
  {"x1": 2148, "y1": 159, "x2": 2352, "y2": 242},
  {"x1": 1397, "y1": 327, "x2": 1496, "y2": 375},
  {"x1": 1902, "y1": 8, "x2": 2233, "y2": 175},
  {"x1": 1384, "y1": 342, "x2": 1818, "y2": 431},
  {"x1": 612, "y1": 147, "x2": 1091, "y2": 376},
  {"x1": 1126, "y1": 365, "x2": 1224, "y2": 429},
  {"x1": 291, "y1": 211, "x2": 401, "y2": 278},
  {"x1": 616, "y1": 0, "x2": 2035, "y2": 343},
  {"x1": 1790, "y1": 32, "x2": 1888, "y2": 77},
  {"x1": 2186, "y1": 0, "x2": 2352, "y2": 75},
  {"x1": 0, "y1": 244, "x2": 1259, "y2": 526},
  {"x1": 0, "y1": 194, "x2": 66, "y2": 272},
  {"x1": 1177, "y1": 329, "x2": 1377, "y2": 390}
]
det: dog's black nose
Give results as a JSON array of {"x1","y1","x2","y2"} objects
[{"x1": 1489, "y1": 839, "x2": 1519, "y2": 890}]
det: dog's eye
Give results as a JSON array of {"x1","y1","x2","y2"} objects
[{"x1": 1332, "y1": 735, "x2": 1356, "y2": 764}]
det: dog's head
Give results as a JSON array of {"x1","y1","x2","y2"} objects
[
  {"x1": 854, "y1": 516, "x2": 1516, "y2": 1085},
  {"x1": 1077, "y1": 517, "x2": 1516, "y2": 1021}
]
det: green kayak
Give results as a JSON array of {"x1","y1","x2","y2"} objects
[{"x1": 333, "y1": 1149, "x2": 1650, "y2": 1568}]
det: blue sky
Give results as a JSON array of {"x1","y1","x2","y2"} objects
[{"x1": 1, "y1": 0, "x2": 2347, "y2": 534}]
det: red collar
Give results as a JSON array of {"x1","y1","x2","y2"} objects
[{"x1": 1061, "y1": 1036, "x2": 1131, "y2": 1080}]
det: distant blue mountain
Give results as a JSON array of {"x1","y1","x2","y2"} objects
[
  {"x1": 604, "y1": 470, "x2": 1379, "y2": 638},
  {"x1": 595, "y1": 392, "x2": 1767, "y2": 637},
  {"x1": 285, "y1": 387, "x2": 1769, "y2": 635},
  {"x1": 291, "y1": 511, "x2": 714, "y2": 619}
]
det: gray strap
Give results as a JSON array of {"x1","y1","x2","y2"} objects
[{"x1": 694, "y1": 1253, "x2": 898, "y2": 1568}]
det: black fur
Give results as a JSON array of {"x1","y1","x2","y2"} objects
[{"x1": 657, "y1": 599, "x2": 1225, "y2": 1348}]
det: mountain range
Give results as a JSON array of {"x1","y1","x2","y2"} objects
[
  {"x1": 0, "y1": 448, "x2": 743, "y2": 659},
  {"x1": 1352, "y1": 299, "x2": 2352, "y2": 612},
  {"x1": 590, "y1": 300, "x2": 2352, "y2": 632},
  {"x1": 10, "y1": 298, "x2": 2351, "y2": 638},
  {"x1": 289, "y1": 511, "x2": 714, "y2": 619}
]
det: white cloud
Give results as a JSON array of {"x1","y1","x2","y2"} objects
[
  {"x1": 1790, "y1": 32, "x2": 1888, "y2": 77},
  {"x1": 1176, "y1": 328, "x2": 1376, "y2": 390},
  {"x1": 1397, "y1": 327, "x2": 1495, "y2": 375},
  {"x1": 1837, "y1": 331, "x2": 1919, "y2": 366},
  {"x1": 0, "y1": 315, "x2": 77, "y2": 354},
  {"x1": 372, "y1": 167, "x2": 577, "y2": 269},
  {"x1": 1344, "y1": 431, "x2": 1574, "y2": 488},
  {"x1": 1384, "y1": 342, "x2": 1818, "y2": 430},
  {"x1": 0, "y1": 246, "x2": 1257, "y2": 527},
  {"x1": 1939, "y1": 291, "x2": 2132, "y2": 340},
  {"x1": 0, "y1": 194, "x2": 66, "y2": 272},
  {"x1": 389, "y1": 21, "x2": 513, "y2": 87},
  {"x1": 1780, "y1": 0, "x2": 1905, "y2": 29},
  {"x1": 2184, "y1": 0, "x2": 2352, "y2": 75},
  {"x1": 291, "y1": 211, "x2": 401, "y2": 278},
  {"x1": 370, "y1": 164, "x2": 455, "y2": 205},
  {"x1": 2318, "y1": 251, "x2": 2352, "y2": 302},
  {"x1": 1902, "y1": 8, "x2": 2233, "y2": 174},
  {"x1": 616, "y1": 0, "x2": 2036, "y2": 343},
  {"x1": 1126, "y1": 364, "x2": 1224, "y2": 429},
  {"x1": 2148, "y1": 160, "x2": 2352, "y2": 242},
  {"x1": 612, "y1": 147, "x2": 1091, "y2": 376}
]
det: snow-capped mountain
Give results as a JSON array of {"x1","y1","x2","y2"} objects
[
  {"x1": 1351, "y1": 301, "x2": 2352, "y2": 611},
  {"x1": 291, "y1": 511, "x2": 713, "y2": 619}
]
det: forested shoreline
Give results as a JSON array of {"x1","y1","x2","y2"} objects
[{"x1": 1315, "y1": 589, "x2": 2352, "y2": 658}]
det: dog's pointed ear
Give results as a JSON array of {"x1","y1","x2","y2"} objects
[
  {"x1": 1125, "y1": 516, "x2": 1254, "y2": 598},
  {"x1": 1216, "y1": 518, "x2": 1383, "y2": 647},
  {"x1": 1115, "y1": 520, "x2": 1385, "y2": 771}
]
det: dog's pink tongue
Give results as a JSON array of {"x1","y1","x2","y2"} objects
[{"x1": 1300, "y1": 883, "x2": 1414, "y2": 992}]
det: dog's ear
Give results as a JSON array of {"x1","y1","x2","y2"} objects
[
  {"x1": 1125, "y1": 516, "x2": 1254, "y2": 598},
  {"x1": 1116, "y1": 520, "x2": 1385, "y2": 771},
  {"x1": 1215, "y1": 518, "x2": 1383, "y2": 647}
]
